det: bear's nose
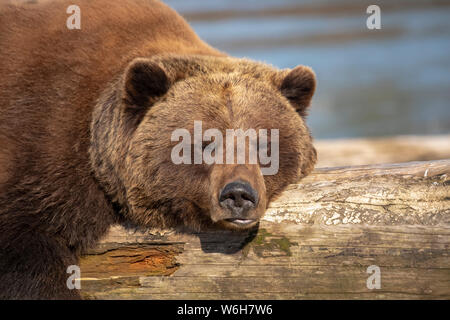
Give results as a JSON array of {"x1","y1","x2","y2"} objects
[{"x1": 219, "y1": 180, "x2": 258, "y2": 216}]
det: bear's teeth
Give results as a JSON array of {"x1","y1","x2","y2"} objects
[{"x1": 226, "y1": 218, "x2": 254, "y2": 225}]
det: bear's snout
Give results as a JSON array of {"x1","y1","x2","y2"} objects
[
  {"x1": 209, "y1": 164, "x2": 267, "y2": 229},
  {"x1": 218, "y1": 180, "x2": 258, "y2": 226}
]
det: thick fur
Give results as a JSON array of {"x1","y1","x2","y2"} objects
[{"x1": 0, "y1": 0, "x2": 317, "y2": 299}]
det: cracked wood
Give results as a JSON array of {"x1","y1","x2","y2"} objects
[{"x1": 80, "y1": 159, "x2": 450, "y2": 299}]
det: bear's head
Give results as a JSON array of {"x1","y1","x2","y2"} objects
[{"x1": 90, "y1": 55, "x2": 317, "y2": 231}]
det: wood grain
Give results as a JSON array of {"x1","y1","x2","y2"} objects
[{"x1": 80, "y1": 159, "x2": 450, "y2": 299}]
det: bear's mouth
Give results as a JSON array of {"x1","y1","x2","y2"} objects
[{"x1": 223, "y1": 218, "x2": 257, "y2": 227}]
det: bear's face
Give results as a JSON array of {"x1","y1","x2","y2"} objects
[{"x1": 91, "y1": 55, "x2": 316, "y2": 231}]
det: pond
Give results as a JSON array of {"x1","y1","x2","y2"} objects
[{"x1": 165, "y1": 0, "x2": 450, "y2": 139}]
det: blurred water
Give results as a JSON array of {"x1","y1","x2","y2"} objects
[{"x1": 165, "y1": 0, "x2": 450, "y2": 139}]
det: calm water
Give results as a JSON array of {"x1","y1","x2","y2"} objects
[{"x1": 165, "y1": 0, "x2": 450, "y2": 139}]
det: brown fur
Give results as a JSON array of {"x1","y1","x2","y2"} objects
[{"x1": 0, "y1": 0, "x2": 317, "y2": 299}]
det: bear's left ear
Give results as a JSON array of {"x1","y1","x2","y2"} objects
[
  {"x1": 279, "y1": 66, "x2": 316, "y2": 117},
  {"x1": 122, "y1": 58, "x2": 170, "y2": 110}
]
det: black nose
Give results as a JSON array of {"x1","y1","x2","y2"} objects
[{"x1": 219, "y1": 181, "x2": 258, "y2": 215}]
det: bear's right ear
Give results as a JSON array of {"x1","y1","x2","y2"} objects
[
  {"x1": 278, "y1": 65, "x2": 316, "y2": 117},
  {"x1": 122, "y1": 58, "x2": 170, "y2": 118}
]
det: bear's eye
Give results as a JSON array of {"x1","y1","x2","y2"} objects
[
  {"x1": 258, "y1": 140, "x2": 272, "y2": 156},
  {"x1": 191, "y1": 141, "x2": 211, "y2": 151},
  {"x1": 189, "y1": 141, "x2": 216, "y2": 165},
  {"x1": 202, "y1": 141, "x2": 211, "y2": 150}
]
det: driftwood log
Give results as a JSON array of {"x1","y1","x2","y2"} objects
[
  {"x1": 315, "y1": 134, "x2": 450, "y2": 167},
  {"x1": 80, "y1": 159, "x2": 450, "y2": 299}
]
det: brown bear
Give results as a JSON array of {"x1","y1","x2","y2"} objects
[{"x1": 0, "y1": 0, "x2": 317, "y2": 299}]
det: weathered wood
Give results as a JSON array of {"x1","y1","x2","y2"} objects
[
  {"x1": 80, "y1": 159, "x2": 450, "y2": 300},
  {"x1": 315, "y1": 134, "x2": 450, "y2": 167}
]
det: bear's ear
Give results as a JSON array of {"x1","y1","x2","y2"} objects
[
  {"x1": 279, "y1": 66, "x2": 316, "y2": 117},
  {"x1": 122, "y1": 58, "x2": 170, "y2": 115}
]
